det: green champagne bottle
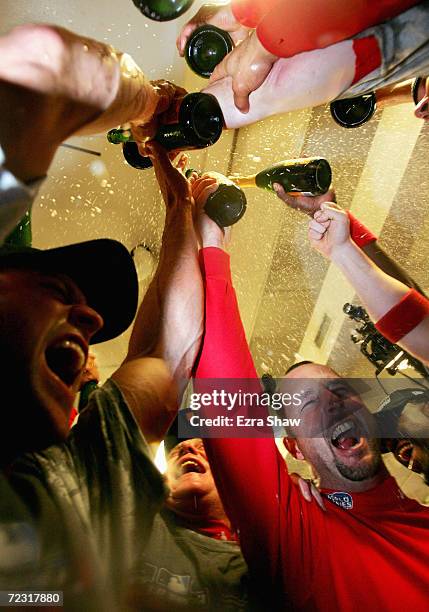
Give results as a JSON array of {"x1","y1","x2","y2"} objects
[
  {"x1": 185, "y1": 25, "x2": 233, "y2": 78},
  {"x1": 131, "y1": 0, "x2": 194, "y2": 21},
  {"x1": 330, "y1": 93, "x2": 376, "y2": 129},
  {"x1": 109, "y1": 93, "x2": 224, "y2": 170},
  {"x1": 78, "y1": 380, "x2": 99, "y2": 412},
  {"x1": 185, "y1": 169, "x2": 247, "y2": 227},
  {"x1": 4, "y1": 210, "x2": 32, "y2": 247},
  {"x1": 230, "y1": 158, "x2": 332, "y2": 196}
]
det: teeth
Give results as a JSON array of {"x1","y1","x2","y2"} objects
[
  {"x1": 181, "y1": 460, "x2": 201, "y2": 473},
  {"x1": 331, "y1": 420, "x2": 354, "y2": 442},
  {"x1": 182, "y1": 460, "x2": 199, "y2": 468}
]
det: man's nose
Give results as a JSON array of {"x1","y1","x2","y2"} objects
[
  {"x1": 414, "y1": 96, "x2": 429, "y2": 120},
  {"x1": 179, "y1": 440, "x2": 200, "y2": 455},
  {"x1": 68, "y1": 303, "x2": 104, "y2": 340}
]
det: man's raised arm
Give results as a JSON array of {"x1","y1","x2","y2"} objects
[
  {"x1": 0, "y1": 24, "x2": 184, "y2": 239},
  {"x1": 308, "y1": 202, "x2": 429, "y2": 364},
  {"x1": 112, "y1": 145, "x2": 204, "y2": 449}
]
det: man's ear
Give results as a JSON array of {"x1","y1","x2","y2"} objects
[{"x1": 283, "y1": 437, "x2": 305, "y2": 461}]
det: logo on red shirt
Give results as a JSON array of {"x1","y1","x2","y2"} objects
[{"x1": 327, "y1": 492, "x2": 353, "y2": 510}]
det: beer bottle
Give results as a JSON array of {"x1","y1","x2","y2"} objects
[
  {"x1": 186, "y1": 169, "x2": 247, "y2": 227},
  {"x1": 185, "y1": 25, "x2": 233, "y2": 78},
  {"x1": 108, "y1": 92, "x2": 224, "y2": 170},
  {"x1": 230, "y1": 158, "x2": 331, "y2": 196},
  {"x1": 131, "y1": 0, "x2": 194, "y2": 22}
]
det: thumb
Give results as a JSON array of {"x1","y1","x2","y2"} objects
[
  {"x1": 318, "y1": 203, "x2": 345, "y2": 221},
  {"x1": 320, "y1": 202, "x2": 342, "y2": 213},
  {"x1": 177, "y1": 23, "x2": 197, "y2": 55}
]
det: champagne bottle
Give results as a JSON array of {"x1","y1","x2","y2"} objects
[
  {"x1": 78, "y1": 380, "x2": 99, "y2": 412},
  {"x1": 108, "y1": 93, "x2": 224, "y2": 170},
  {"x1": 330, "y1": 93, "x2": 377, "y2": 129},
  {"x1": 185, "y1": 25, "x2": 233, "y2": 78},
  {"x1": 230, "y1": 158, "x2": 332, "y2": 196},
  {"x1": 186, "y1": 169, "x2": 247, "y2": 227},
  {"x1": 4, "y1": 210, "x2": 32, "y2": 247},
  {"x1": 131, "y1": 0, "x2": 194, "y2": 21}
]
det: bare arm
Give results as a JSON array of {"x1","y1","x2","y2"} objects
[
  {"x1": 203, "y1": 39, "x2": 356, "y2": 128},
  {"x1": 112, "y1": 146, "x2": 204, "y2": 448},
  {"x1": 309, "y1": 204, "x2": 429, "y2": 363},
  {"x1": 0, "y1": 24, "x2": 183, "y2": 182},
  {"x1": 275, "y1": 186, "x2": 425, "y2": 293}
]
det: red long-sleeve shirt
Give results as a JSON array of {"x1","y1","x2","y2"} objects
[
  {"x1": 231, "y1": 0, "x2": 420, "y2": 57},
  {"x1": 195, "y1": 247, "x2": 429, "y2": 611}
]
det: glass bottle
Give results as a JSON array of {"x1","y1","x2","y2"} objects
[
  {"x1": 78, "y1": 380, "x2": 99, "y2": 412},
  {"x1": 108, "y1": 92, "x2": 224, "y2": 170},
  {"x1": 231, "y1": 158, "x2": 332, "y2": 196},
  {"x1": 186, "y1": 169, "x2": 247, "y2": 227},
  {"x1": 4, "y1": 210, "x2": 32, "y2": 247},
  {"x1": 131, "y1": 0, "x2": 194, "y2": 21},
  {"x1": 330, "y1": 93, "x2": 377, "y2": 128},
  {"x1": 185, "y1": 25, "x2": 233, "y2": 78}
]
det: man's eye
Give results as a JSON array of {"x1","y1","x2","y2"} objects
[
  {"x1": 302, "y1": 399, "x2": 317, "y2": 411},
  {"x1": 42, "y1": 281, "x2": 70, "y2": 303}
]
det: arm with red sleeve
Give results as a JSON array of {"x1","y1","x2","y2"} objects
[
  {"x1": 231, "y1": 0, "x2": 420, "y2": 57},
  {"x1": 194, "y1": 247, "x2": 284, "y2": 591},
  {"x1": 310, "y1": 204, "x2": 429, "y2": 362}
]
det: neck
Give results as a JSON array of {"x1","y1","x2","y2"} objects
[
  {"x1": 319, "y1": 463, "x2": 389, "y2": 492},
  {"x1": 173, "y1": 512, "x2": 235, "y2": 540},
  {"x1": 165, "y1": 493, "x2": 233, "y2": 537}
]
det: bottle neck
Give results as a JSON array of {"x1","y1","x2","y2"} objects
[
  {"x1": 4, "y1": 211, "x2": 32, "y2": 247},
  {"x1": 228, "y1": 175, "x2": 257, "y2": 188}
]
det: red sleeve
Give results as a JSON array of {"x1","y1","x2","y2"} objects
[
  {"x1": 231, "y1": 0, "x2": 279, "y2": 29},
  {"x1": 375, "y1": 289, "x2": 429, "y2": 343},
  {"x1": 347, "y1": 211, "x2": 378, "y2": 248},
  {"x1": 195, "y1": 247, "x2": 283, "y2": 587},
  {"x1": 196, "y1": 247, "x2": 258, "y2": 379},
  {"x1": 351, "y1": 36, "x2": 382, "y2": 84},
  {"x1": 251, "y1": 0, "x2": 420, "y2": 57}
]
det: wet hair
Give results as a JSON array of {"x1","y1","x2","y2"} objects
[
  {"x1": 412, "y1": 77, "x2": 424, "y2": 105},
  {"x1": 285, "y1": 360, "x2": 314, "y2": 375}
]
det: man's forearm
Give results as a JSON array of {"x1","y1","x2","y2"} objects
[
  {"x1": 127, "y1": 205, "x2": 203, "y2": 387},
  {"x1": 0, "y1": 24, "x2": 160, "y2": 181},
  {"x1": 332, "y1": 240, "x2": 410, "y2": 321},
  {"x1": 362, "y1": 242, "x2": 426, "y2": 295}
]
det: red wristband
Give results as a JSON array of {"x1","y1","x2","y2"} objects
[
  {"x1": 347, "y1": 212, "x2": 377, "y2": 248},
  {"x1": 351, "y1": 36, "x2": 382, "y2": 85},
  {"x1": 375, "y1": 289, "x2": 429, "y2": 343}
]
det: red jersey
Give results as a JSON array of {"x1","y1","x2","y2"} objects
[
  {"x1": 195, "y1": 247, "x2": 429, "y2": 611},
  {"x1": 231, "y1": 0, "x2": 420, "y2": 57}
]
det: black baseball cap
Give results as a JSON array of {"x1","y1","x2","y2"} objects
[{"x1": 0, "y1": 239, "x2": 138, "y2": 344}]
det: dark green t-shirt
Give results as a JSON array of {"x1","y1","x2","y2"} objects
[{"x1": 3, "y1": 380, "x2": 248, "y2": 611}]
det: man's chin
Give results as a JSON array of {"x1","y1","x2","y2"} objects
[
  {"x1": 334, "y1": 452, "x2": 381, "y2": 482},
  {"x1": 330, "y1": 438, "x2": 381, "y2": 482}
]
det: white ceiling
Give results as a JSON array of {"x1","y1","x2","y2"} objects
[{"x1": 3, "y1": 1, "x2": 429, "y2": 502}]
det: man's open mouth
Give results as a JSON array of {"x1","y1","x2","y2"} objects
[
  {"x1": 177, "y1": 457, "x2": 205, "y2": 476},
  {"x1": 330, "y1": 419, "x2": 362, "y2": 451},
  {"x1": 45, "y1": 338, "x2": 87, "y2": 388}
]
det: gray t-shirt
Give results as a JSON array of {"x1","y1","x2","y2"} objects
[
  {"x1": 5, "y1": 380, "x2": 248, "y2": 611},
  {"x1": 339, "y1": 1, "x2": 429, "y2": 99}
]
